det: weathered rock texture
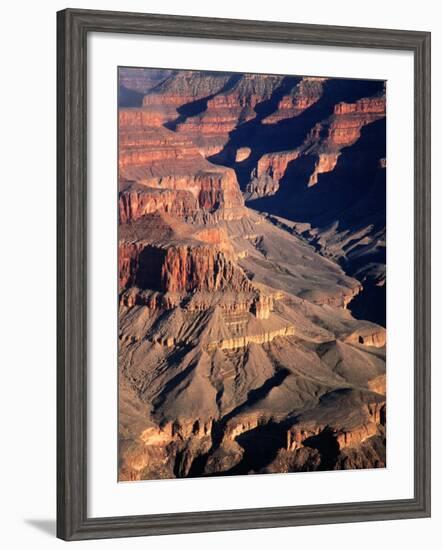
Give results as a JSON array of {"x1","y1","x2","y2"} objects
[
  {"x1": 262, "y1": 77, "x2": 326, "y2": 124},
  {"x1": 118, "y1": 68, "x2": 387, "y2": 482},
  {"x1": 170, "y1": 73, "x2": 286, "y2": 157}
]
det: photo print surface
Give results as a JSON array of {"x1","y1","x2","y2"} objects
[{"x1": 118, "y1": 67, "x2": 386, "y2": 481}]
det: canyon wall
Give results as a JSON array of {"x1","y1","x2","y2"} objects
[{"x1": 117, "y1": 68, "x2": 387, "y2": 481}]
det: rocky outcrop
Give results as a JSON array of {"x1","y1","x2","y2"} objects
[
  {"x1": 263, "y1": 77, "x2": 326, "y2": 124},
  {"x1": 344, "y1": 325, "x2": 386, "y2": 348},
  {"x1": 252, "y1": 293, "x2": 274, "y2": 319},
  {"x1": 172, "y1": 74, "x2": 285, "y2": 157},
  {"x1": 208, "y1": 325, "x2": 295, "y2": 351},
  {"x1": 118, "y1": 124, "x2": 203, "y2": 168},
  {"x1": 286, "y1": 393, "x2": 386, "y2": 453},
  {"x1": 160, "y1": 245, "x2": 251, "y2": 293},
  {"x1": 119, "y1": 241, "x2": 253, "y2": 294},
  {"x1": 121, "y1": 169, "x2": 245, "y2": 216},
  {"x1": 119, "y1": 124, "x2": 244, "y2": 217},
  {"x1": 138, "y1": 71, "x2": 231, "y2": 129},
  {"x1": 119, "y1": 417, "x2": 214, "y2": 481},
  {"x1": 119, "y1": 107, "x2": 170, "y2": 129},
  {"x1": 197, "y1": 171, "x2": 244, "y2": 211},
  {"x1": 256, "y1": 150, "x2": 300, "y2": 183},
  {"x1": 244, "y1": 150, "x2": 299, "y2": 199},
  {"x1": 119, "y1": 185, "x2": 199, "y2": 223},
  {"x1": 235, "y1": 147, "x2": 252, "y2": 162},
  {"x1": 308, "y1": 152, "x2": 340, "y2": 186},
  {"x1": 299, "y1": 283, "x2": 362, "y2": 309},
  {"x1": 118, "y1": 241, "x2": 143, "y2": 291},
  {"x1": 334, "y1": 97, "x2": 386, "y2": 116},
  {"x1": 244, "y1": 174, "x2": 280, "y2": 200},
  {"x1": 247, "y1": 94, "x2": 380, "y2": 193},
  {"x1": 327, "y1": 102, "x2": 385, "y2": 147}
]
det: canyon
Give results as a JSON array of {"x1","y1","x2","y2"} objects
[{"x1": 118, "y1": 68, "x2": 387, "y2": 481}]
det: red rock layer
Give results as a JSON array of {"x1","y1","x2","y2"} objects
[
  {"x1": 118, "y1": 185, "x2": 198, "y2": 223},
  {"x1": 119, "y1": 125, "x2": 244, "y2": 217},
  {"x1": 141, "y1": 71, "x2": 231, "y2": 128},
  {"x1": 256, "y1": 150, "x2": 300, "y2": 183},
  {"x1": 119, "y1": 108, "x2": 171, "y2": 130},
  {"x1": 118, "y1": 125, "x2": 203, "y2": 169},
  {"x1": 326, "y1": 95, "x2": 386, "y2": 148},
  {"x1": 174, "y1": 74, "x2": 285, "y2": 156},
  {"x1": 308, "y1": 153, "x2": 340, "y2": 186},
  {"x1": 263, "y1": 77, "x2": 326, "y2": 124},
  {"x1": 254, "y1": 93, "x2": 386, "y2": 192},
  {"x1": 119, "y1": 241, "x2": 143, "y2": 291},
  {"x1": 302, "y1": 94, "x2": 386, "y2": 185},
  {"x1": 160, "y1": 245, "x2": 250, "y2": 293},
  {"x1": 119, "y1": 242, "x2": 252, "y2": 294},
  {"x1": 244, "y1": 150, "x2": 300, "y2": 199}
]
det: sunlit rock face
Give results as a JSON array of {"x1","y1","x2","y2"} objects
[
  {"x1": 118, "y1": 68, "x2": 386, "y2": 481},
  {"x1": 262, "y1": 77, "x2": 326, "y2": 124}
]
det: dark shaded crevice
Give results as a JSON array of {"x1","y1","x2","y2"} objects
[
  {"x1": 200, "y1": 413, "x2": 303, "y2": 477},
  {"x1": 135, "y1": 245, "x2": 167, "y2": 291},
  {"x1": 251, "y1": 117, "x2": 386, "y2": 226},
  {"x1": 186, "y1": 452, "x2": 210, "y2": 478},
  {"x1": 217, "y1": 421, "x2": 288, "y2": 475},
  {"x1": 348, "y1": 282, "x2": 386, "y2": 327},
  {"x1": 173, "y1": 449, "x2": 185, "y2": 477},
  {"x1": 303, "y1": 427, "x2": 340, "y2": 471}
]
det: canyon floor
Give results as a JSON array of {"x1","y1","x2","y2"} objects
[{"x1": 118, "y1": 68, "x2": 387, "y2": 481}]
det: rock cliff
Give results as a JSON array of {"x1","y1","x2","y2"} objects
[
  {"x1": 262, "y1": 77, "x2": 326, "y2": 124},
  {"x1": 117, "y1": 68, "x2": 387, "y2": 481},
  {"x1": 119, "y1": 123, "x2": 244, "y2": 217},
  {"x1": 170, "y1": 73, "x2": 286, "y2": 156}
]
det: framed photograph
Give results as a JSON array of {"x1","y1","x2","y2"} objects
[{"x1": 57, "y1": 8, "x2": 431, "y2": 541}]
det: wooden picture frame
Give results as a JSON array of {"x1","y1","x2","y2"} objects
[{"x1": 57, "y1": 8, "x2": 431, "y2": 541}]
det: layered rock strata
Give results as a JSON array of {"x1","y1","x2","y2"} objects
[
  {"x1": 262, "y1": 77, "x2": 326, "y2": 124},
  {"x1": 117, "y1": 68, "x2": 387, "y2": 481}
]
